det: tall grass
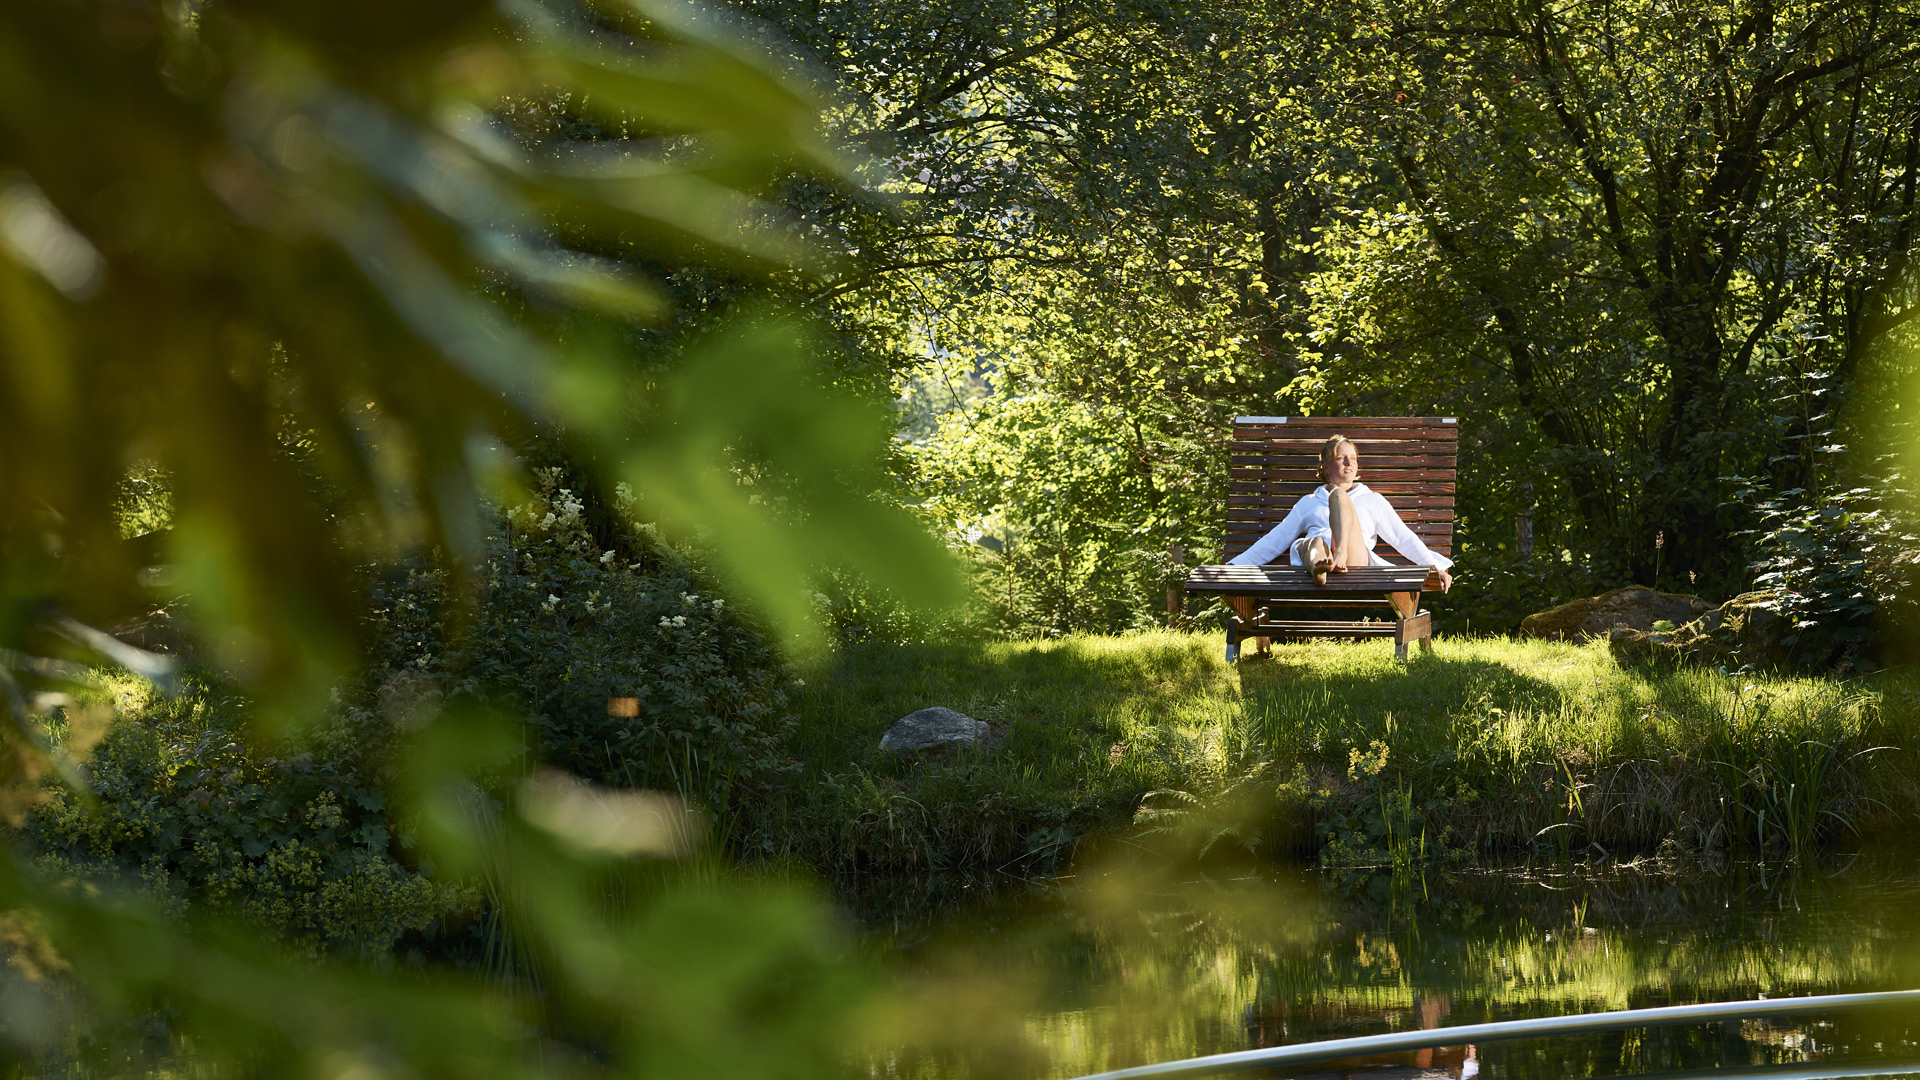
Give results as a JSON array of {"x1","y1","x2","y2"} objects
[{"x1": 749, "y1": 632, "x2": 1919, "y2": 874}]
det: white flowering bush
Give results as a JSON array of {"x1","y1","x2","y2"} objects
[{"x1": 364, "y1": 470, "x2": 796, "y2": 828}]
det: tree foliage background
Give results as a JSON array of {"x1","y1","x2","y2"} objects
[{"x1": 741, "y1": 0, "x2": 1920, "y2": 636}]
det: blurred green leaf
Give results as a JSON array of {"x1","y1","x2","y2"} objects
[
  {"x1": 0, "y1": 0, "x2": 949, "y2": 1071},
  {"x1": 623, "y1": 314, "x2": 965, "y2": 646},
  {"x1": 0, "y1": 0, "x2": 951, "y2": 698}
]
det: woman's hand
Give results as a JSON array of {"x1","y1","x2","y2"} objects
[{"x1": 1436, "y1": 567, "x2": 1453, "y2": 592}]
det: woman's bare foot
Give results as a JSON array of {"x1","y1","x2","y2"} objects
[
  {"x1": 1309, "y1": 538, "x2": 1333, "y2": 586},
  {"x1": 1311, "y1": 557, "x2": 1333, "y2": 585}
]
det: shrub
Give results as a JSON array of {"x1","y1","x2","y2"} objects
[
  {"x1": 906, "y1": 393, "x2": 1219, "y2": 638},
  {"x1": 27, "y1": 471, "x2": 803, "y2": 951},
  {"x1": 25, "y1": 676, "x2": 477, "y2": 957},
  {"x1": 370, "y1": 470, "x2": 801, "y2": 828},
  {"x1": 807, "y1": 566, "x2": 992, "y2": 648},
  {"x1": 1731, "y1": 471, "x2": 1920, "y2": 670},
  {"x1": 1434, "y1": 552, "x2": 1607, "y2": 636}
]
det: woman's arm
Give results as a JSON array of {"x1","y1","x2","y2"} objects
[
  {"x1": 1228, "y1": 495, "x2": 1313, "y2": 565},
  {"x1": 1366, "y1": 492, "x2": 1454, "y2": 589}
]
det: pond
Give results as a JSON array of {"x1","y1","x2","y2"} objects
[{"x1": 861, "y1": 856, "x2": 1920, "y2": 1080}]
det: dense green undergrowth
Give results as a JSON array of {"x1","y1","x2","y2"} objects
[
  {"x1": 24, "y1": 674, "x2": 481, "y2": 957},
  {"x1": 753, "y1": 632, "x2": 1919, "y2": 875},
  {"x1": 20, "y1": 474, "x2": 797, "y2": 956},
  {"x1": 29, "y1": 625, "x2": 1917, "y2": 954}
]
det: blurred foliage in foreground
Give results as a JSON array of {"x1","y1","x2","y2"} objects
[
  {"x1": 19, "y1": 476, "x2": 818, "y2": 970},
  {"x1": 0, "y1": 0, "x2": 960, "y2": 703},
  {"x1": 0, "y1": 0, "x2": 963, "y2": 1074}
]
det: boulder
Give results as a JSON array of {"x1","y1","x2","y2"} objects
[
  {"x1": 1519, "y1": 586, "x2": 1715, "y2": 642},
  {"x1": 879, "y1": 707, "x2": 990, "y2": 754},
  {"x1": 1608, "y1": 590, "x2": 1791, "y2": 670},
  {"x1": 1694, "y1": 590, "x2": 1790, "y2": 664},
  {"x1": 1605, "y1": 625, "x2": 1692, "y2": 668}
]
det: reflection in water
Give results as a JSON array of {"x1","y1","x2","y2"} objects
[{"x1": 866, "y1": 858, "x2": 1920, "y2": 1080}]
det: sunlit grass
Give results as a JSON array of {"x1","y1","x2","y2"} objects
[{"x1": 760, "y1": 632, "x2": 1916, "y2": 874}]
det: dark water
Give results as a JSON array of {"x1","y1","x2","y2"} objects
[{"x1": 864, "y1": 857, "x2": 1920, "y2": 1080}]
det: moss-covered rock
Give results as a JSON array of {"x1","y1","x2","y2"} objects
[
  {"x1": 1607, "y1": 590, "x2": 1792, "y2": 670},
  {"x1": 1519, "y1": 586, "x2": 1714, "y2": 641}
]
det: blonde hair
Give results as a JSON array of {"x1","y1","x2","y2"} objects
[{"x1": 1319, "y1": 434, "x2": 1357, "y2": 483}]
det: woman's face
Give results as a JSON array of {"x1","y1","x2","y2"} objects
[{"x1": 1325, "y1": 442, "x2": 1359, "y2": 487}]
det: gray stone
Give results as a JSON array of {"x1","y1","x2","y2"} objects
[
  {"x1": 1519, "y1": 586, "x2": 1715, "y2": 642},
  {"x1": 879, "y1": 707, "x2": 989, "y2": 754}
]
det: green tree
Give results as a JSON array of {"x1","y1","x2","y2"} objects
[
  {"x1": 1329, "y1": 0, "x2": 1920, "y2": 588},
  {"x1": 743, "y1": 0, "x2": 1920, "y2": 627}
]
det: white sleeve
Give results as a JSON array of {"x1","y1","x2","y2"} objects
[
  {"x1": 1229, "y1": 495, "x2": 1312, "y2": 565},
  {"x1": 1368, "y1": 493, "x2": 1453, "y2": 570}
]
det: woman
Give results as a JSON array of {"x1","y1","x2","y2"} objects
[{"x1": 1229, "y1": 434, "x2": 1454, "y2": 590}]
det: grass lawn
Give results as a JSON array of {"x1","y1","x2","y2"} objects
[{"x1": 750, "y1": 631, "x2": 1920, "y2": 876}]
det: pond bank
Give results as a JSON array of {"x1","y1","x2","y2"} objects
[{"x1": 749, "y1": 632, "x2": 1920, "y2": 875}]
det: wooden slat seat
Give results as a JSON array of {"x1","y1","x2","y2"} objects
[
  {"x1": 1186, "y1": 565, "x2": 1433, "y2": 593},
  {"x1": 1185, "y1": 416, "x2": 1458, "y2": 661}
]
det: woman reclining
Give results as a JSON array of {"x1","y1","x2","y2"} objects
[{"x1": 1228, "y1": 433, "x2": 1454, "y2": 591}]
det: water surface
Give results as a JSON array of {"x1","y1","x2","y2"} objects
[{"x1": 867, "y1": 858, "x2": 1920, "y2": 1080}]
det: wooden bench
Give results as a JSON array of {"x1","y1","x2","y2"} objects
[{"x1": 1185, "y1": 416, "x2": 1458, "y2": 661}]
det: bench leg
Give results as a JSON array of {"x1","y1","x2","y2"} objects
[
  {"x1": 1227, "y1": 596, "x2": 1269, "y2": 657},
  {"x1": 1390, "y1": 590, "x2": 1428, "y2": 662}
]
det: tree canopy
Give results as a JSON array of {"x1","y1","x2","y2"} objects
[{"x1": 745, "y1": 0, "x2": 1920, "y2": 632}]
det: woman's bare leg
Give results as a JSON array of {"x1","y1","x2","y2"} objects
[{"x1": 1328, "y1": 485, "x2": 1368, "y2": 571}]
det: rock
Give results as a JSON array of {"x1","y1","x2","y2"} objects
[
  {"x1": 879, "y1": 707, "x2": 990, "y2": 754},
  {"x1": 1702, "y1": 590, "x2": 1790, "y2": 665},
  {"x1": 1607, "y1": 590, "x2": 1791, "y2": 670},
  {"x1": 1606, "y1": 625, "x2": 1680, "y2": 667},
  {"x1": 1519, "y1": 586, "x2": 1715, "y2": 642}
]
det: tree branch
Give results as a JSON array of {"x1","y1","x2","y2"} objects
[
  {"x1": 879, "y1": 112, "x2": 1066, "y2": 143},
  {"x1": 1390, "y1": 22, "x2": 1525, "y2": 40},
  {"x1": 1525, "y1": 0, "x2": 1652, "y2": 291},
  {"x1": 814, "y1": 248, "x2": 1073, "y2": 301},
  {"x1": 1390, "y1": 143, "x2": 1616, "y2": 531},
  {"x1": 897, "y1": 21, "x2": 1089, "y2": 125}
]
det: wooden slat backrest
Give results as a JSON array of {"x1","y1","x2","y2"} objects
[{"x1": 1224, "y1": 416, "x2": 1457, "y2": 564}]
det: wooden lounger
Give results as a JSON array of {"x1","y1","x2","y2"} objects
[{"x1": 1185, "y1": 416, "x2": 1458, "y2": 661}]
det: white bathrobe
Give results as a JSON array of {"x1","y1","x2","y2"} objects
[{"x1": 1227, "y1": 482, "x2": 1454, "y2": 569}]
